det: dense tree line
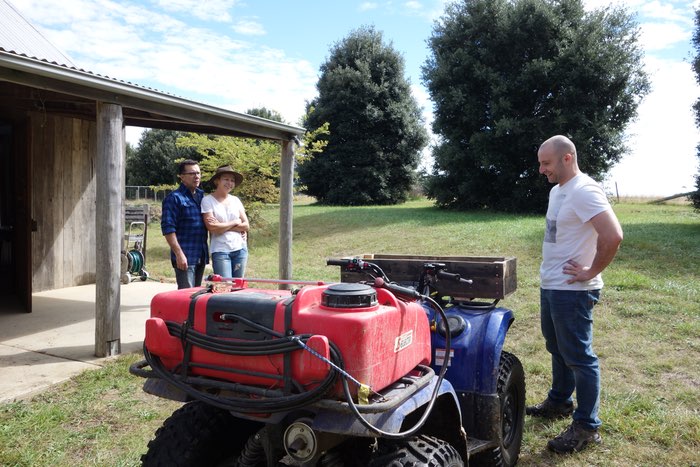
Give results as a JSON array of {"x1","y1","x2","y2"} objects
[{"x1": 125, "y1": 129, "x2": 200, "y2": 187}]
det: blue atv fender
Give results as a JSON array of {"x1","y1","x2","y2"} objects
[{"x1": 428, "y1": 304, "x2": 515, "y2": 442}]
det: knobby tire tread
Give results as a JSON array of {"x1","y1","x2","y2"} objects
[
  {"x1": 141, "y1": 400, "x2": 240, "y2": 467},
  {"x1": 369, "y1": 434, "x2": 463, "y2": 467}
]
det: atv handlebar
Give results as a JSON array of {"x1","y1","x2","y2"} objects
[
  {"x1": 436, "y1": 270, "x2": 473, "y2": 285},
  {"x1": 326, "y1": 257, "x2": 375, "y2": 272},
  {"x1": 373, "y1": 277, "x2": 422, "y2": 300}
]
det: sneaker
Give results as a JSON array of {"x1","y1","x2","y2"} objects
[
  {"x1": 547, "y1": 421, "x2": 602, "y2": 454},
  {"x1": 526, "y1": 398, "x2": 574, "y2": 419}
]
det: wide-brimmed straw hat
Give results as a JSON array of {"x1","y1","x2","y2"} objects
[{"x1": 209, "y1": 165, "x2": 243, "y2": 186}]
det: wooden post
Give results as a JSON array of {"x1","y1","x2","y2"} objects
[
  {"x1": 95, "y1": 102, "x2": 124, "y2": 357},
  {"x1": 278, "y1": 140, "x2": 295, "y2": 287}
]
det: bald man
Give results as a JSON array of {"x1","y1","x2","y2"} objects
[{"x1": 528, "y1": 135, "x2": 623, "y2": 454}]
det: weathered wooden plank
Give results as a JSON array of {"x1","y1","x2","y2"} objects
[
  {"x1": 125, "y1": 205, "x2": 148, "y2": 222},
  {"x1": 29, "y1": 114, "x2": 46, "y2": 290},
  {"x1": 69, "y1": 117, "x2": 83, "y2": 285},
  {"x1": 95, "y1": 102, "x2": 124, "y2": 357},
  {"x1": 31, "y1": 113, "x2": 57, "y2": 292},
  {"x1": 54, "y1": 119, "x2": 65, "y2": 285},
  {"x1": 54, "y1": 116, "x2": 69, "y2": 287},
  {"x1": 278, "y1": 140, "x2": 294, "y2": 288},
  {"x1": 84, "y1": 120, "x2": 96, "y2": 283},
  {"x1": 30, "y1": 114, "x2": 97, "y2": 291}
]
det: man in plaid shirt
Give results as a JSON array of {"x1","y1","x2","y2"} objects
[{"x1": 161, "y1": 159, "x2": 209, "y2": 289}]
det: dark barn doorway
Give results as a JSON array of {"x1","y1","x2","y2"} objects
[{"x1": 0, "y1": 120, "x2": 31, "y2": 312}]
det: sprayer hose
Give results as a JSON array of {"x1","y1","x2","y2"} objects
[
  {"x1": 125, "y1": 249, "x2": 144, "y2": 274},
  {"x1": 143, "y1": 322, "x2": 343, "y2": 414}
]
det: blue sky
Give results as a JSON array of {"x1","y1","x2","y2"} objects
[{"x1": 10, "y1": 0, "x2": 700, "y2": 196}]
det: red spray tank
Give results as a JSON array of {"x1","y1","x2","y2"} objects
[{"x1": 144, "y1": 281, "x2": 432, "y2": 399}]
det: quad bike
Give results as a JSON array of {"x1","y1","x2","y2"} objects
[{"x1": 130, "y1": 254, "x2": 525, "y2": 466}]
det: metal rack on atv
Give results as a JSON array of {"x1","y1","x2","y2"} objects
[{"x1": 130, "y1": 254, "x2": 524, "y2": 466}]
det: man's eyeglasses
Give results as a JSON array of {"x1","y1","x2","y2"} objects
[{"x1": 181, "y1": 172, "x2": 201, "y2": 177}]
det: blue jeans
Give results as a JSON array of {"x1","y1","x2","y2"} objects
[
  {"x1": 174, "y1": 263, "x2": 205, "y2": 289},
  {"x1": 540, "y1": 288, "x2": 601, "y2": 430},
  {"x1": 211, "y1": 248, "x2": 248, "y2": 278}
]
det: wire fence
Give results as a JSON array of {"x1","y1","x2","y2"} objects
[{"x1": 125, "y1": 186, "x2": 172, "y2": 202}]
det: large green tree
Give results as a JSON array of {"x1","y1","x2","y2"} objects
[
  {"x1": 246, "y1": 107, "x2": 285, "y2": 123},
  {"x1": 691, "y1": 9, "x2": 700, "y2": 210},
  {"x1": 299, "y1": 26, "x2": 428, "y2": 205},
  {"x1": 422, "y1": 0, "x2": 649, "y2": 212},
  {"x1": 126, "y1": 129, "x2": 200, "y2": 186}
]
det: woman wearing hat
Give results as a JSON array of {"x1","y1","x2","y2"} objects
[{"x1": 201, "y1": 165, "x2": 249, "y2": 278}]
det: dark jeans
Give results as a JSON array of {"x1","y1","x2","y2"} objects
[
  {"x1": 174, "y1": 263, "x2": 205, "y2": 289},
  {"x1": 540, "y1": 288, "x2": 602, "y2": 430}
]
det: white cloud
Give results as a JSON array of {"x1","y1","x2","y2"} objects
[
  {"x1": 12, "y1": 0, "x2": 316, "y2": 126},
  {"x1": 232, "y1": 18, "x2": 266, "y2": 36},
  {"x1": 11, "y1": 0, "x2": 102, "y2": 25},
  {"x1": 404, "y1": 1, "x2": 423, "y2": 10},
  {"x1": 640, "y1": 21, "x2": 692, "y2": 51},
  {"x1": 125, "y1": 126, "x2": 145, "y2": 145},
  {"x1": 583, "y1": 0, "x2": 695, "y2": 53},
  {"x1": 639, "y1": 0, "x2": 694, "y2": 23},
  {"x1": 152, "y1": 0, "x2": 237, "y2": 22},
  {"x1": 608, "y1": 56, "x2": 700, "y2": 196},
  {"x1": 359, "y1": 2, "x2": 379, "y2": 11},
  {"x1": 357, "y1": 0, "x2": 448, "y2": 21}
]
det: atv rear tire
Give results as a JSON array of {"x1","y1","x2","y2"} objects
[
  {"x1": 471, "y1": 351, "x2": 525, "y2": 467},
  {"x1": 141, "y1": 400, "x2": 261, "y2": 467},
  {"x1": 368, "y1": 434, "x2": 464, "y2": 466}
]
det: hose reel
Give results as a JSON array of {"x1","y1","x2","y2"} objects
[
  {"x1": 125, "y1": 249, "x2": 144, "y2": 274},
  {"x1": 121, "y1": 218, "x2": 149, "y2": 284}
]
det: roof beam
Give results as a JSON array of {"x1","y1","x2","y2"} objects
[{"x1": 0, "y1": 55, "x2": 305, "y2": 141}]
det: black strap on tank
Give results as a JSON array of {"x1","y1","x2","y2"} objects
[
  {"x1": 282, "y1": 296, "x2": 295, "y2": 394},
  {"x1": 179, "y1": 288, "x2": 209, "y2": 378}
]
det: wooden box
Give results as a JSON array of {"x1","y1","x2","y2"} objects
[{"x1": 339, "y1": 254, "x2": 517, "y2": 300}]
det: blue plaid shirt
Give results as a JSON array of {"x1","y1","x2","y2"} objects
[{"x1": 161, "y1": 184, "x2": 209, "y2": 267}]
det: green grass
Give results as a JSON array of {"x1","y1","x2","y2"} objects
[{"x1": 1, "y1": 198, "x2": 698, "y2": 466}]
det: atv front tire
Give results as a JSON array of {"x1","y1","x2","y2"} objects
[
  {"x1": 141, "y1": 400, "x2": 261, "y2": 466},
  {"x1": 369, "y1": 434, "x2": 464, "y2": 466},
  {"x1": 471, "y1": 351, "x2": 525, "y2": 467}
]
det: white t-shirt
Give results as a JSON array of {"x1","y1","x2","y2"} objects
[
  {"x1": 540, "y1": 173, "x2": 611, "y2": 290},
  {"x1": 200, "y1": 194, "x2": 246, "y2": 253}
]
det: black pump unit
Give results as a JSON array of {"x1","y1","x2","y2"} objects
[{"x1": 321, "y1": 283, "x2": 377, "y2": 309}]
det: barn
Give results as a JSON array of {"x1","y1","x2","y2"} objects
[{"x1": 0, "y1": 0, "x2": 304, "y2": 356}]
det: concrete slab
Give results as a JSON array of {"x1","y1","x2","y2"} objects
[{"x1": 0, "y1": 280, "x2": 176, "y2": 403}]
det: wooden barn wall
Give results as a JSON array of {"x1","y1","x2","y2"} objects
[{"x1": 31, "y1": 112, "x2": 96, "y2": 292}]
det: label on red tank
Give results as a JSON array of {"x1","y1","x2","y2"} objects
[{"x1": 394, "y1": 330, "x2": 413, "y2": 352}]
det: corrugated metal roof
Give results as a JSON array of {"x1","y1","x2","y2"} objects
[{"x1": 0, "y1": 0, "x2": 75, "y2": 67}]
